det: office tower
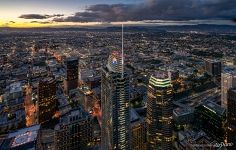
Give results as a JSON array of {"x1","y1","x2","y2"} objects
[
  {"x1": 64, "y1": 57, "x2": 79, "y2": 94},
  {"x1": 101, "y1": 51, "x2": 130, "y2": 150},
  {"x1": 130, "y1": 108, "x2": 147, "y2": 150},
  {"x1": 205, "y1": 59, "x2": 222, "y2": 76},
  {"x1": 38, "y1": 77, "x2": 56, "y2": 123},
  {"x1": 221, "y1": 67, "x2": 236, "y2": 108},
  {"x1": 54, "y1": 107, "x2": 92, "y2": 150},
  {"x1": 194, "y1": 101, "x2": 226, "y2": 142},
  {"x1": 146, "y1": 71, "x2": 173, "y2": 150},
  {"x1": 227, "y1": 88, "x2": 236, "y2": 147},
  {"x1": 101, "y1": 25, "x2": 130, "y2": 150}
]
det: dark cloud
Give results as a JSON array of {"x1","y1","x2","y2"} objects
[
  {"x1": 9, "y1": 21, "x2": 15, "y2": 24},
  {"x1": 53, "y1": 0, "x2": 236, "y2": 22},
  {"x1": 19, "y1": 14, "x2": 64, "y2": 19}
]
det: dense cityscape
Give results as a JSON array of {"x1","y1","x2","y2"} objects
[
  {"x1": 0, "y1": 25, "x2": 236, "y2": 149},
  {"x1": 1, "y1": 0, "x2": 236, "y2": 150}
]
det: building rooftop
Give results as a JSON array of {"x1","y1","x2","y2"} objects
[
  {"x1": 205, "y1": 59, "x2": 221, "y2": 63},
  {"x1": 202, "y1": 100, "x2": 226, "y2": 116},
  {"x1": 149, "y1": 71, "x2": 172, "y2": 88},
  {"x1": 0, "y1": 125, "x2": 41, "y2": 150},
  {"x1": 9, "y1": 82, "x2": 22, "y2": 94},
  {"x1": 55, "y1": 107, "x2": 90, "y2": 130},
  {"x1": 130, "y1": 108, "x2": 140, "y2": 123},
  {"x1": 106, "y1": 50, "x2": 123, "y2": 73},
  {"x1": 65, "y1": 57, "x2": 79, "y2": 64},
  {"x1": 152, "y1": 71, "x2": 169, "y2": 79},
  {"x1": 173, "y1": 107, "x2": 193, "y2": 117},
  {"x1": 40, "y1": 77, "x2": 55, "y2": 83}
]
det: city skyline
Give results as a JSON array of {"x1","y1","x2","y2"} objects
[
  {"x1": 1, "y1": 1, "x2": 236, "y2": 149},
  {"x1": 1, "y1": 0, "x2": 236, "y2": 28}
]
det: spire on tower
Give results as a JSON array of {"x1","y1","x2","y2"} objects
[{"x1": 122, "y1": 24, "x2": 124, "y2": 78}]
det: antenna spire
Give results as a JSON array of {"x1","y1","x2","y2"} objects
[{"x1": 122, "y1": 24, "x2": 124, "y2": 78}]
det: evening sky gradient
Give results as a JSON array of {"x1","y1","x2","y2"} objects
[{"x1": 0, "y1": 0, "x2": 235, "y2": 27}]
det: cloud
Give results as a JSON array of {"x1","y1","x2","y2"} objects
[
  {"x1": 30, "y1": 21, "x2": 52, "y2": 24},
  {"x1": 9, "y1": 21, "x2": 15, "y2": 24},
  {"x1": 19, "y1": 14, "x2": 64, "y2": 19},
  {"x1": 53, "y1": 0, "x2": 236, "y2": 22}
]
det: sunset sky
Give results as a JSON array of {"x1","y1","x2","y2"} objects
[{"x1": 0, "y1": 0, "x2": 236, "y2": 28}]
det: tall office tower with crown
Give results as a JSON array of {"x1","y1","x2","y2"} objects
[
  {"x1": 146, "y1": 71, "x2": 173, "y2": 150},
  {"x1": 101, "y1": 25, "x2": 130, "y2": 150}
]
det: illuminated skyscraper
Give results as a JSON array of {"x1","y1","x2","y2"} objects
[
  {"x1": 101, "y1": 25, "x2": 130, "y2": 150},
  {"x1": 38, "y1": 77, "x2": 56, "y2": 123},
  {"x1": 101, "y1": 50, "x2": 130, "y2": 150},
  {"x1": 221, "y1": 67, "x2": 236, "y2": 108},
  {"x1": 64, "y1": 57, "x2": 79, "y2": 94},
  {"x1": 146, "y1": 71, "x2": 173, "y2": 150}
]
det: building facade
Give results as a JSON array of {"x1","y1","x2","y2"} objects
[
  {"x1": 64, "y1": 57, "x2": 79, "y2": 95},
  {"x1": 130, "y1": 109, "x2": 147, "y2": 150},
  {"x1": 54, "y1": 107, "x2": 92, "y2": 150},
  {"x1": 227, "y1": 88, "x2": 236, "y2": 147},
  {"x1": 221, "y1": 67, "x2": 236, "y2": 108},
  {"x1": 38, "y1": 77, "x2": 57, "y2": 123},
  {"x1": 205, "y1": 59, "x2": 222, "y2": 76},
  {"x1": 194, "y1": 101, "x2": 226, "y2": 142},
  {"x1": 146, "y1": 71, "x2": 173, "y2": 150},
  {"x1": 101, "y1": 51, "x2": 130, "y2": 150}
]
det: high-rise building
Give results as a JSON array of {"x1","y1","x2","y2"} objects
[
  {"x1": 146, "y1": 71, "x2": 173, "y2": 150},
  {"x1": 64, "y1": 57, "x2": 79, "y2": 94},
  {"x1": 205, "y1": 59, "x2": 222, "y2": 76},
  {"x1": 54, "y1": 107, "x2": 92, "y2": 150},
  {"x1": 194, "y1": 101, "x2": 226, "y2": 142},
  {"x1": 101, "y1": 51, "x2": 130, "y2": 150},
  {"x1": 38, "y1": 77, "x2": 57, "y2": 123},
  {"x1": 221, "y1": 67, "x2": 236, "y2": 108},
  {"x1": 227, "y1": 88, "x2": 236, "y2": 147}
]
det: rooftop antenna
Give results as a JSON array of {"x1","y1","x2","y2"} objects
[{"x1": 122, "y1": 24, "x2": 124, "y2": 78}]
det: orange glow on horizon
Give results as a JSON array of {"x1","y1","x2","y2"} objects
[
  {"x1": 0, "y1": 19, "x2": 142, "y2": 28},
  {"x1": 0, "y1": 19, "x2": 110, "y2": 28}
]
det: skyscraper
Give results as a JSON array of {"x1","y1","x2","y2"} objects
[
  {"x1": 221, "y1": 67, "x2": 236, "y2": 108},
  {"x1": 101, "y1": 25, "x2": 130, "y2": 150},
  {"x1": 38, "y1": 77, "x2": 57, "y2": 123},
  {"x1": 101, "y1": 50, "x2": 130, "y2": 149},
  {"x1": 205, "y1": 59, "x2": 222, "y2": 76},
  {"x1": 64, "y1": 57, "x2": 79, "y2": 94},
  {"x1": 227, "y1": 88, "x2": 236, "y2": 147},
  {"x1": 146, "y1": 71, "x2": 173, "y2": 150}
]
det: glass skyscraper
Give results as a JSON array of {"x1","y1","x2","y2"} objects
[
  {"x1": 146, "y1": 71, "x2": 173, "y2": 150},
  {"x1": 101, "y1": 51, "x2": 130, "y2": 150}
]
